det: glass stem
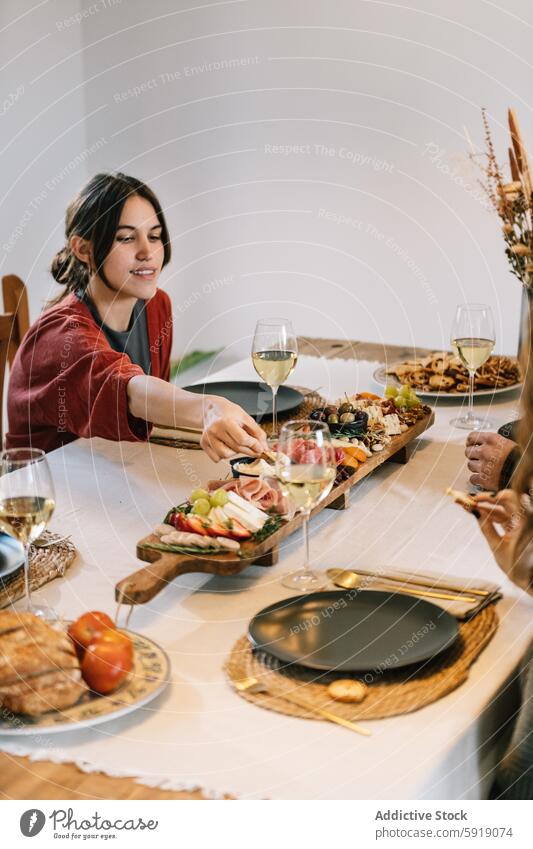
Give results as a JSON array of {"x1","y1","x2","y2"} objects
[
  {"x1": 468, "y1": 369, "x2": 476, "y2": 422},
  {"x1": 271, "y1": 385, "x2": 279, "y2": 437},
  {"x1": 22, "y1": 542, "x2": 32, "y2": 612},
  {"x1": 302, "y1": 510, "x2": 311, "y2": 574}
]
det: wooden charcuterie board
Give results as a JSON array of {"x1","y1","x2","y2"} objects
[{"x1": 115, "y1": 410, "x2": 435, "y2": 605}]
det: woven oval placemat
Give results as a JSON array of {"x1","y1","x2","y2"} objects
[
  {"x1": 151, "y1": 387, "x2": 327, "y2": 449},
  {"x1": 0, "y1": 532, "x2": 77, "y2": 609},
  {"x1": 225, "y1": 604, "x2": 499, "y2": 721}
]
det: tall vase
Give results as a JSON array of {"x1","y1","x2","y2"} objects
[{"x1": 518, "y1": 285, "x2": 532, "y2": 359}]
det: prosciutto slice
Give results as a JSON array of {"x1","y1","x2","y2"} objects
[{"x1": 207, "y1": 477, "x2": 288, "y2": 514}]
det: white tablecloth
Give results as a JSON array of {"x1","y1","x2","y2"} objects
[{"x1": 1, "y1": 357, "x2": 531, "y2": 799}]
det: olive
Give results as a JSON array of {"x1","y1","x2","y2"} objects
[
  {"x1": 310, "y1": 409, "x2": 326, "y2": 421},
  {"x1": 327, "y1": 414, "x2": 339, "y2": 424},
  {"x1": 324, "y1": 405, "x2": 338, "y2": 417},
  {"x1": 339, "y1": 412, "x2": 355, "y2": 423},
  {"x1": 338, "y1": 402, "x2": 354, "y2": 415}
]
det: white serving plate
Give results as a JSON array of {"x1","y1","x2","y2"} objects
[{"x1": 373, "y1": 364, "x2": 522, "y2": 400}]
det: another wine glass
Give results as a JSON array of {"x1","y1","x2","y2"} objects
[
  {"x1": 0, "y1": 448, "x2": 56, "y2": 619},
  {"x1": 276, "y1": 420, "x2": 336, "y2": 592},
  {"x1": 252, "y1": 319, "x2": 298, "y2": 437},
  {"x1": 450, "y1": 304, "x2": 495, "y2": 430}
]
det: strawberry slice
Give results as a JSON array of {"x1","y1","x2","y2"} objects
[
  {"x1": 175, "y1": 512, "x2": 191, "y2": 532},
  {"x1": 204, "y1": 522, "x2": 233, "y2": 539},
  {"x1": 225, "y1": 518, "x2": 252, "y2": 540},
  {"x1": 186, "y1": 515, "x2": 211, "y2": 536}
]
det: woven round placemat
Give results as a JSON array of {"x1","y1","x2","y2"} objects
[
  {"x1": 0, "y1": 532, "x2": 77, "y2": 609},
  {"x1": 261, "y1": 387, "x2": 326, "y2": 438},
  {"x1": 225, "y1": 604, "x2": 499, "y2": 721},
  {"x1": 153, "y1": 387, "x2": 327, "y2": 449}
]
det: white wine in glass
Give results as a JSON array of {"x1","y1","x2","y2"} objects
[
  {"x1": 276, "y1": 420, "x2": 336, "y2": 592},
  {"x1": 452, "y1": 337, "x2": 495, "y2": 371},
  {"x1": 450, "y1": 304, "x2": 495, "y2": 431},
  {"x1": 252, "y1": 319, "x2": 298, "y2": 437},
  {"x1": 0, "y1": 448, "x2": 56, "y2": 619}
]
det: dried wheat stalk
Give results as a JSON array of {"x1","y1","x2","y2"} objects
[{"x1": 472, "y1": 108, "x2": 533, "y2": 290}]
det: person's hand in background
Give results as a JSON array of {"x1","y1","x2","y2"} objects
[
  {"x1": 465, "y1": 431, "x2": 518, "y2": 490},
  {"x1": 472, "y1": 489, "x2": 523, "y2": 574}
]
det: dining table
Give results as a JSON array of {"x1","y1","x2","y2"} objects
[{"x1": 0, "y1": 337, "x2": 531, "y2": 801}]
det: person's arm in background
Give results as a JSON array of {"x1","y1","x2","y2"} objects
[{"x1": 127, "y1": 374, "x2": 268, "y2": 462}]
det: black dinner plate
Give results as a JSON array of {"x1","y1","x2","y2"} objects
[
  {"x1": 0, "y1": 532, "x2": 24, "y2": 584},
  {"x1": 183, "y1": 380, "x2": 304, "y2": 421},
  {"x1": 248, "y1": 590, "x2": 459, "y2": 672}
]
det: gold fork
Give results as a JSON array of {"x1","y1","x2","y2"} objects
[{"x1": 234, "y1": 676, "x2": 371, "y2": 736}]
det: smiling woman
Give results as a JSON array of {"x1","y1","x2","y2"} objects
[{"x1": 6, "y1": 173, "x2": 267, "y2": 461}]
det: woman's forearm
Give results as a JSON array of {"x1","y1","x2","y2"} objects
[
  {"x1": 127, "y1": 374, "x2": 206, "y2": 429},
  {"x1": 127, "y1": 374, "x2": 269, "y2": 461}
]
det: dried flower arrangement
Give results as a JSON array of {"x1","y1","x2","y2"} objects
[{"x1": 472, "y1": 108, "x2": 533, "y2": 291}]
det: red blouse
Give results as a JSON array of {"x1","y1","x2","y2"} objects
[{"x1": 6, "y1": 289, "x2": 172, "y2": 453}]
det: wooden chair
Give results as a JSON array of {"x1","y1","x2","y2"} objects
[
  {"x1": 2, "y1": 275, "x2": 29, "y2": 367},
  {"x1": 0, "y1": 275, "x2": 30, "y2": 445}
]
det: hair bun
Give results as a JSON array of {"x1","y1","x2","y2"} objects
[
  {"x1": 50, "y1": 246, "x2": 71, "y2": 283},
  {"x1": 50, "y1": 246, "x2": 88, "y2": 289}
]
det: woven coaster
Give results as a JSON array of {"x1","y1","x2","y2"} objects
[
  {"x1": 0, "y1": 532, "x2": 77, "y2": 609},
  {"x1": 150, "y1": 387, "x2": 327, "y2": 449},
  {"x1": 224, "y1": 604, "x2": 499, "y2": 721}
]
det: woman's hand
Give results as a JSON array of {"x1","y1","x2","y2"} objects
[
  {"x1": 201, "y1": 396, "x2": 269, "y2": 462},
  {"x1": 472, "y1": 489, "x2": 524, "y2": 574},
  {"x1": 465, "y1": 432, "x2": 517, "y2": 489}
]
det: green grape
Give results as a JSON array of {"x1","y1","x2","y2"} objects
[
  {"x1": 210, "y1": 489, "x2": 229, "y2": 507},
  {"x1": 190, "y1": 488, "x2": 209, "y2": 502},
  {"x1": 385, "y1": 384, "x2": 398, "y2": 398},
  {"x1": 398, "y1": 384, "x2": 411, "y2": 398},
  {"x1": 395, "y1": 396, "x2": 407, "y2": 408},
  {"x1": 192, "y1": 498, "x2": 211, "y2": 516}
]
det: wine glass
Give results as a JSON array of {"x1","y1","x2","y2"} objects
[
  {"x1": 0, "y1": 448, "x2": 56, "y2": 619},
  {"x1": 252, "y1": 318, "x2": 298, "y2": 437},
  {"x1": 276, "y1": 420, "x2": 336, "y2": 591},
  {"x1": 450, "y1": 304, "x2": 495, "y2": 430}
]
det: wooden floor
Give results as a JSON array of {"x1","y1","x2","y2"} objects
[{"x1": 0, "y1": 337, "x2": 428, "y2": 800}]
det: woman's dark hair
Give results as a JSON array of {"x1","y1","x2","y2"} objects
[{"x1": 49, "y1": 172, "x2": 171, "y2": 302}]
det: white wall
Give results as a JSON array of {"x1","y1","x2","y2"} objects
[
  {"x1": 2, "y1": 0, "x2": 532, "y2": 361},
  {"x1": 0, "y1": 0, "x2": 90, "y2": 317}
]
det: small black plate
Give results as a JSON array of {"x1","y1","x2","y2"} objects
[
  {"x1": 0, "y1": 532, "x2": 24, "y2": 584},
  {"x1": 183, "y1": 381, "x2": 303, "y2": 421},
  {"x1": 248, "y1": 590, "x2": 459, "y2": 672},
  {"x1": 229, "y1": 457, "x2": 259, "y2": 478}
]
